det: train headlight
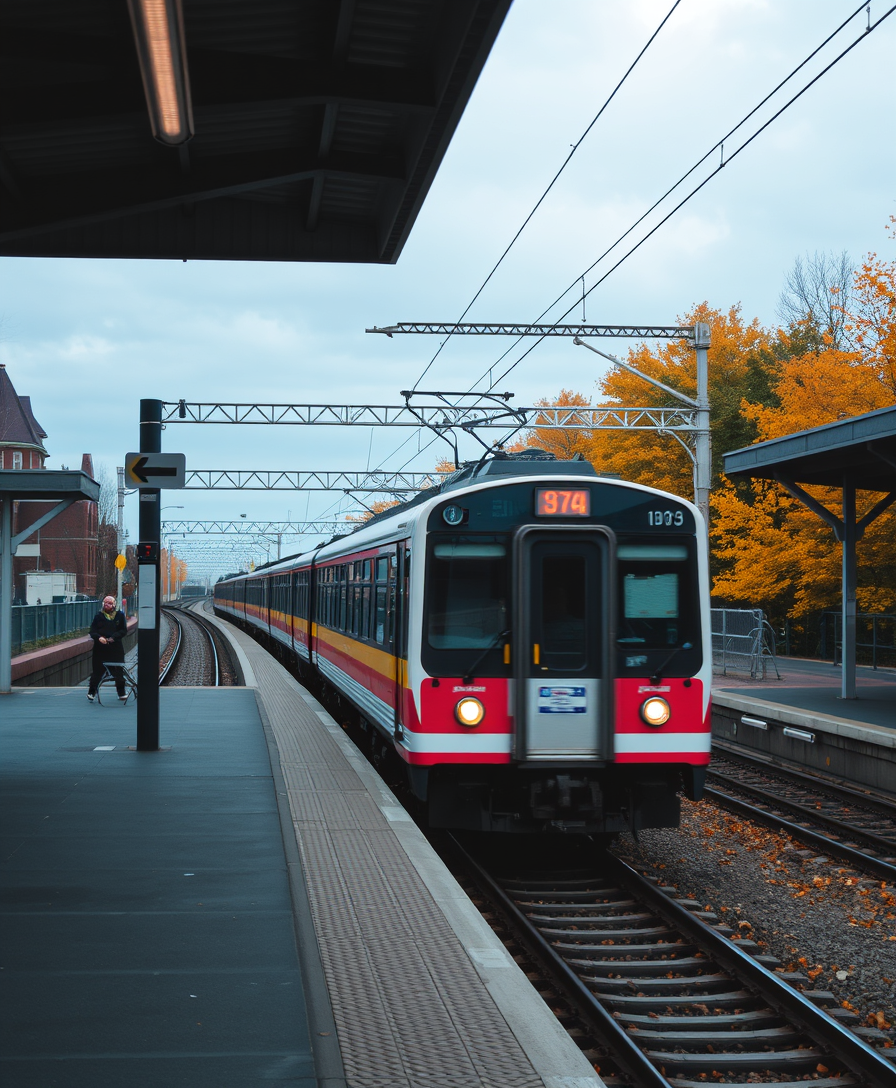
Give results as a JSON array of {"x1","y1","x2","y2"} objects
[
  {"x1": 455, "y1": 697, "x2": 485, "y2": 728},
  {"x1": 640, "y1": 697, "x2": 671, "y2": 727}
]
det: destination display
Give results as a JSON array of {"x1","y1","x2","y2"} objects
[{"x1": 535, "y1": 488, "x2": 591, "y2": 517}]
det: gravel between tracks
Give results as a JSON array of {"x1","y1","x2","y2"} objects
[{"x1": 614, "y1": 797, "x2": 896, "y2": 1050}]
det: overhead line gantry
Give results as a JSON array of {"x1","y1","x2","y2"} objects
[{"x1": 181, "y1": 470, "x2": 442, "y2": 492}]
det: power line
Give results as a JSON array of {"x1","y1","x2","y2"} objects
[
  {"x1": 408, "y1": 0, "x2": 684, "y2": 393},
  {"x1": 375, "y1": 4, "x2": 890, "y2": 475},
  {"x1": 477, "y1": 1, "x2": 886, "y2": 394}
]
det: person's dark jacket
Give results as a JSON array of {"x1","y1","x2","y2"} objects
[{"x1": 89, "y1": 610, "x2": 127, "y2": 664}]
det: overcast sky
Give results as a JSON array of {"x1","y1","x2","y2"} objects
[{"x1": 1, "y1": 0, "x2": 893, "y2": 579}]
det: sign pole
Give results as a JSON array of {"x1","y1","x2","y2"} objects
[{"x1": 136, "y1": 399, "x2": 162, "y2": 751}]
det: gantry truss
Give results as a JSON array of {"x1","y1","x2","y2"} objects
[
  {"x1": 163, "y1": 520, "x2": 353, "y2": 535},
  {"x1": 182, "y1": 469, "x2": 442, "y2": 491},
  {"x1": 366, "y1": 323, "x2": 696, "y2": 339},
  {"x1": 162, "y1": 401, "x2": 697, "y2": 430}
]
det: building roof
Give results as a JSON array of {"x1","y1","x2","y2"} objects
[
  {"x1": 0, "y1": 364, "x2": 48, "y2": 451},
  {"x1": 723, "y1": 405, "x2": 896, "y2": 492},
  {"x1": 0, "y1": 0, "x2": 512, "y2": 264}
]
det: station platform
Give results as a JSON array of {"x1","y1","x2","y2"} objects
[
  {"x1": 714, "y1": 656, "x2": 896, "y2": 733},
  {"x1": 0, "y1": 614, "x2": 602, "y2": 1087},
  {"x1": 712, "y1": 658, "x2": 895, "y2": 797}
]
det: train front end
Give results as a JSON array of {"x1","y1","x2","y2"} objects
[{"x1": 401, "y1": 459, "x2": 711, "y2": 834}]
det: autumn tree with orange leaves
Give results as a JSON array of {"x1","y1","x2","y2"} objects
[
  {"x1": 713, "y1": 228, "x2": 896, "y2": 620},
  {"x1": 519, "y1": 221, "x2": 896, "y2": 627}
]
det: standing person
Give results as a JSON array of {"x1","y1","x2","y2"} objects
[{"x1": 87, "y1": 595, "x2": 128, "y2": 702}]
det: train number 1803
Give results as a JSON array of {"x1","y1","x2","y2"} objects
[{"x1": 648, "y1": 509, "x2": 684, "y2": 527}]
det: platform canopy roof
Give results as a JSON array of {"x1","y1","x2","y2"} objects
[
  {"x1": 723, "y1": 405, "x2": 896, "y2": 491},
  {"x1": 0, "y1": 469, "x2": 100, "y2": 505},
  {"x1": 0, "y1": 0, "x2": 511, "y2": 263},
  {"x1": 723, "y1": 405, "x2": 896, "y2": 702}
]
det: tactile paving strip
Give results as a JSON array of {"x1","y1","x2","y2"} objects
[{"x1": 238, "y1": 645, "x2": 545, "y2": 1088}]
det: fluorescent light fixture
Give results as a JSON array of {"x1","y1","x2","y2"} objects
[{"x1": 127, "y1": 0, "x2": 194, "y2": 145}]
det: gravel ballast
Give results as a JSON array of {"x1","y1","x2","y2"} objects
[{"x1": 614, "y1": 797, "x2": 896, "y2": 1052}]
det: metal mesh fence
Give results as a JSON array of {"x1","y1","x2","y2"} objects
[
  {"x1": 711, "y1": 607, "x2": 780, "y2": 679},
  {"x1": 12, "y1": 600, "x2": 99, "y2": 655}
]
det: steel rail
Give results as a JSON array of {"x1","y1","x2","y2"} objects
[
  {"x1": 449, "y1": 836, "x2": 894, "y2": 1086},
  {"x1": 712, "y1": 739, "x2": 896, "y2": 817},
  {"x1": 158, "y1": 608, "x2": 182, "y2": 684},
  {"x1": 191, "y1": 609, "x2": 221, "y2": 687},
  {"x1": 706, "y1": 765, "x2": 896, "y2": 852},
  {"x1": 447, "y1": 834, "x2": 668, "y2": 1088},
  {"x1": 704, "y1": 783, "x2": 896, "y2": 883},
  {"x1": 603, "y1": 852, "x2": 893, "y2": 1086},
  {"x1": 162, "y1": 604, "x2": 221, "y2": 687}
]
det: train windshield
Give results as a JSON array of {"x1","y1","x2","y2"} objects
[
  {"x1": 616, "y1": 543, "x2": 694, "y2": 651},
  {"x1": 426, "y1": 537, "x2": 509, "y2": 651}
]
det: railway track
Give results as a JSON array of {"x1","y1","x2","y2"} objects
[
  {"x1": 450, "y1": 835, "x2": 894, "y2": 1088},
  {"x1": 159, "y1": 604, "x2": 232, "y2": 686},
  {"x1": 705, "y1": 744, "x2": 896, "y2": 882}
]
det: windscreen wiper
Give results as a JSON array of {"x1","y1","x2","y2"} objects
[
  {"x1": 650, "y1": 641, "x2": 693, "y2": 685},
  {"x1": 462, "y1": 629, "x2": 510, "y2": 685}
]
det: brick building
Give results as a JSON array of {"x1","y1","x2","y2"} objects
[{"x1": 0, "y1": 363, "x2": 100, "y2": 599}]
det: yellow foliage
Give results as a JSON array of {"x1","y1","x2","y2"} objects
[
  {"x1": 518, "y1": 231, "x2": 896, "y2": 620},
  {"x1": 712, "y1": 235, "x2": 896, "y2": 617}
]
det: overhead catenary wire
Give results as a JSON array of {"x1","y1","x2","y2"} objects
[
  {"x1": 379, "y1": 2, "x2": 886, "y2": 476},
  {"x1": 476, "y1": 0, "x2": 888, "y2": 396},
  {"x1": 311, "y1": 3, "x2": 895, "y2": 516},
  {"x1": 370, "y1": 2, "x2": 685, "y2": 476},
  {"x1": 408, "y1": 0, "x2": 684, "y2": 394}
]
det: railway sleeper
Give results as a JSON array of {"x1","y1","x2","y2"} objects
[
  {"x1": 526, "y1": 909, "x2": 655, "y2": 924},
  {"x1": 618, "y1": 1010, "x2": 790, "y2": 1029},
  {"x1": 539, "y1": 925, "x2": 675, "y2": 940},
  {"x1": 591, "y1": 983, "x2": 752, "y2": 996},
  {"x1": 668, "y1": 1078, "x2": 860, "y2": 1088},
  {"x1": 630, "y1": 1025, "x2": 803, "y2": 1046},
  {"x1": 558, "y1": 941, "x2": 701, "y2": 956},
  {"x1": 647, "y1": 1047, "x2": 829, "y2": 1072},
  {"x1": 568, "y1": 955, "x2": 710, "y2": 973}
]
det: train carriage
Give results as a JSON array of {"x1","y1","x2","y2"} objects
[{"x1": 215, "y1": 452, "x2": 711, "y2": 834}]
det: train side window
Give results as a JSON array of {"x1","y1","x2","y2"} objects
[
  {"x1": 375, "y1": 585, "x2": 388, "y2": 644},
  {"x1": 360, "y1": 584, "x2": 371, "y2": 640},
  {"x1": 349, "y1": 585, "x2": 358, "y2": 636}
]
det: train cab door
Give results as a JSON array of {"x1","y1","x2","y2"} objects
[{"x1": 513, "y1": 526, "x2": 614, "y2": 761}]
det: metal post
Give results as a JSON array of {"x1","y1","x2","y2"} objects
[
  {"x1": 841, "y1": 476, "x2": 857, "y2": 699},
  {"x1": 693, "y1": 322, "x2": 712, "y2": 532},
  {"x1": 116, "y1": 467, "x2": 125, "y2": 606},
  {"x1": 137, "y1": 399, "x2": 162, "y2": 750},
  {"x1": 0, "y1": 499, "x2": 13, "y2": 694}
]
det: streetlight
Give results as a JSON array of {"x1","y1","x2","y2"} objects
[{"x1": 160, "y1": 506, "x2": 184, "y2": 601}]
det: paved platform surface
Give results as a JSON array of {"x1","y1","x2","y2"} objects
[
  {"x1": 0, "y1": 687, "x2": 315, "y2": 1087},
  {"x1": 2, "y1": 613, "x2": 602, "y2": 1088},
  {"x1": 206, "y1": 611, "x2": 602, "y2": 1088},
  {"x1": 714, "y1": 658, "x2": 895, "y2": 732}
]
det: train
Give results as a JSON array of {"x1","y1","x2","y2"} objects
[
  {"x1": 179, "y1": 584, "x2": 208, "y2": 599},
  {"x1": 214, "y1": 450, "x2": 711, "y2": 835}
]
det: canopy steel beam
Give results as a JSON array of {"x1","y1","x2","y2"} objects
[{"x1": 182, "y1": 469, "x2": 441, "y2": 491}]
